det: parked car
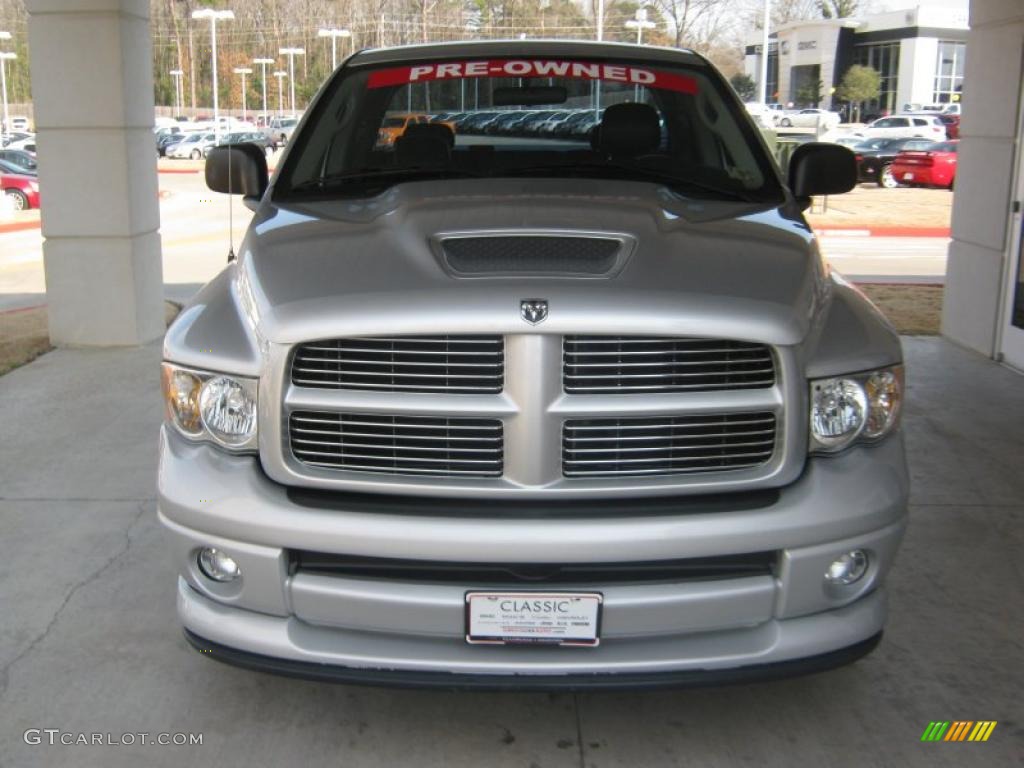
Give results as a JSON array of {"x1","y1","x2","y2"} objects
[
  {"x1": 891, "y1": 140, "x2": 959, "y2": 189},
  {"x1": 4, "y1": 137, "x2": 36, "y2": 155},
  {"x1": 208, "y1": 131, "x2": 275, "y2": 157},
  {"x1": 856, "y1": 115, "x2": 946, "y2": 141},
  {"x1": 777, "y1": 108, "x2": 841, "y2": 130},
  {"x1": 171, "y1": 41, "x2": 906, "y2": 689},
  {"x1": 264, "y1": 116, "x2": 299, "y2": 148},
  {"x1": 1, "y1": 169, "x2": 39, "y2": 210},
  {"x1": 4, "y1": 115, "x2": 31, "y2": 132},
  {"x1": 156, "y1": 126, "x2": 185, "y2": 157},
  {"x1": 937, "y1": 114, "x2": 960, "y2": 140},
  {"x1": 0, "y1": 148, "x2": 37, "y2": 174},
  {"x1": 853, "y1": 137, "x2": 936, "y2": 187},
  {"x1": 166, "y1": 131, "x2": 217, "y2": 159},
  {"x1": 1, "y1": 131, "x2": 33, "y2": 147}
]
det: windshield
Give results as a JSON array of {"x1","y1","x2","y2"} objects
[{"x1": 277, "y1": 55, "x2": 782, "y2": 202}]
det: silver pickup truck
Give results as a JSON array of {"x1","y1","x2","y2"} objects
[{"x1": 159, "y1": 40, "x2": 908, "y2": 689}]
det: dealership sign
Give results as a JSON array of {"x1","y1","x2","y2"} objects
[{"x1": 367, "y1": 60, "x2": 699, "y2": 94}]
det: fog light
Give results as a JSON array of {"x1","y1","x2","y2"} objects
[
  {"x1": 197, "y1": 548, "x2": 241, "y2": 582},
  {"x1": 825, "y1": 550, "x2": 868, "y2": 585}
]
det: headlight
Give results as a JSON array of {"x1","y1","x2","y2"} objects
[
  {"x1": 161, "y1": 363, "x2": 258, "y2": 451},
  {"x1": 809, "y1": 365, "x2": 903, "y2": 453}
]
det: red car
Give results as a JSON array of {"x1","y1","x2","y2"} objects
[
  {"x1": 892, "y1": 140, "x2": 958, "y2": 189},
  {"x1": 1, "y1": 170, "x2": 40, "y2": 210}
]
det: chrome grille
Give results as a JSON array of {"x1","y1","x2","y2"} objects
[
  {"x1": 563, "y1": 413, "x2": 777, "y2": 477},
  {"x1": 563, "y1": 336, "x2": 775, "y2": 393},
  {"x1": 290, "y1": 412, "x2": 503, "y2": 477},
  {"x1": 291, "y1": 336, "x2": 504, "y2": 394}
]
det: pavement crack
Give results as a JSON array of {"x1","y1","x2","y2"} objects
[
  {"x1": 573, "y1": 693, "x2": 586, "y2": 768},
  {"x1": 0, "y1": 501, "x2": 149, "y2": 698}
]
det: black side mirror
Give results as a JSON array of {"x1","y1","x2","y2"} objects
[
  {"x1": 788, "y1": 142, "x2": 857, "y2": 200},
  {"x1": 205, "y1": 144, "x2": 268, "y2": 207}
]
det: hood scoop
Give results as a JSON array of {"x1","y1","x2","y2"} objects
[{"x1": 434, "y1": 232, "x2": 635, "y2": 278}]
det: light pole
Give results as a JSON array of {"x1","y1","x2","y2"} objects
[
  {"x1": 596, "y1": 0, "x2": 604, "y2": 41},
  {"x1": 169, "y1": 69, "x2": 184, "y2": 117},
  {"x1": 191, "y1": 8, "x2": 234, "y2": 138},
  {"x1": 625, "y1": 8, "x2": 656, "y2": 44},
  {"x1": 233, "y1": 67, "x2": 252, "y2": 123},
  {"x1": 253, "y1": 57, "x2": 275, "y2": 126},
  {"x1": 273, "y1": 70, "x2": 287, "y2": 117},
  {"x1": 279, "y1": 47, "x2": 305, "y2": 115},
  {"x1": 758, "y1": 0, "x2": 771, "y2": 105},
  {"x1": 317, "y1": 28, "x2": 351, "y2": 71},
  {"x1": 0, "y1": 31, "x2": 11, "y2": 141}
]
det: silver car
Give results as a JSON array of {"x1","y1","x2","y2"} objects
[{"x1": 160, "y1": 40, "x2": 908, "y2": 689}]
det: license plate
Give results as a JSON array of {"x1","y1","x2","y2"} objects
[
  {"x1": 903, "y1": 172, "x2": 914, "y2": 180},
  {"x1": 465, "y1": 592, "x2": 602, "y2": 647}
]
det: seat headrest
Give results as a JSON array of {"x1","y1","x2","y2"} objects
[
  {"x1": 596, "y1": 103, "x2": 661, "y2": 157},
  {"x1": 395, "y1": 130, "x2": 452, "y2": 167},
  {"x1": 401, "y1": 122, "x2": 455, "y2": 148}
]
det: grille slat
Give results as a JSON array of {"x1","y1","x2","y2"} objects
[
  {"x1": 290, "y1": 412, "x2": 503, "y2": 477},
  {"x1": 564, "y1": 336, "x2": 775, "y2": 393},
  {"x1": 292, "y1": 336, "x2": 504, "y2": 394},
  {"x1": 563, "y1": 413, "x2": 777, "y2": 478}
]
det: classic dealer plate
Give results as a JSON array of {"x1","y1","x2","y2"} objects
[{"x1": 465, "y1": 592, "x2": 603, "y2": 646}]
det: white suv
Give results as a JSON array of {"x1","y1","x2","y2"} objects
[{"x1": 857, "y1": 115, "x2": 946, "y2": 140}]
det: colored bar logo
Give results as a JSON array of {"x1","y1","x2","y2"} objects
[{"x1": 921, "y1": 721, "x2": 997, "y2": 742}]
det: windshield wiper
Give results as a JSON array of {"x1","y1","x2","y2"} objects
[
  {"x1": 499, "y1": 162, "x2": 761, "y2": 202},
  {"x1": 288, "y1": 167, "x2": 484, "y2": 195}
]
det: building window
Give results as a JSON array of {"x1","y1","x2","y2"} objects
[
  {"x1": 852, "y1": 42, "x2": 900, "y2": 117},
  {"x1": 933, "y1": 41, "x2": 965, "y2": 104}
]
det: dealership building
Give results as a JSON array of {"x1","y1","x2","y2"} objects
[{"x1": 744, "y1": 4, "x2": 968, "y2": 115}]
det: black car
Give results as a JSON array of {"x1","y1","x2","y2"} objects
[
  {"x1": 853, "y1": 137, "x2": 936, "y2": 187},
  {"x1": 0, "y1": 148, "x2": 37, "y2": 174},
  {"x1": 0, "y1": 158, "x2": 36, "y2": 176},
  {"x1": 212, "y1": 131, "x2": 275, "y2": 156}
]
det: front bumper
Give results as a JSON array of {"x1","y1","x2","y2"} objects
[{"x1": 158, "y1": 427, "x2": 909, "y2": 685}]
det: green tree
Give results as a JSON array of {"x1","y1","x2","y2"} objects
[
  {"x1": 836, "y1": 65, "x2": 881, "y2": 121},
  {"x1": 795, "y1": 78, "x2": 823, "y2": 106},
  {"x1": 819, "y1": 0, "x2": 858, "y2": 18},
  {"x1": 729, "y1": 73, "x2": 756, "y2": 101}
]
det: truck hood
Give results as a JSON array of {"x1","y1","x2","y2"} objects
[{"x1": 238, "y1": 178, "x2": 826, "y2": 347}]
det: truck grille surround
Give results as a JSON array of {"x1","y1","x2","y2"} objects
[{"x1": 280, "y1": 334, "x2": 787, "y2": 494}]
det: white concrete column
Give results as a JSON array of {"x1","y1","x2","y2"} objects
[
  {"x1": 941, "y1": 0, "x2": 1024, "y2": 356},
  {"x1": 26, "y1": 0, "x2": 163, "y2": 346}
]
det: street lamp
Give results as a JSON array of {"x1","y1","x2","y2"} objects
[
  {"x1": 317, "y1": 28, "x2": 351, "y2": 71},
  {"x1": 273, "y1": 70, "x2": 287, "y2": 117},
  {"x1": 625, "y1": 8, "x2": 656, "y2": 44},
  {"x1": 233, "y1": 67, "x2": 252, "y2": 122},
  {"x1": 758, "y1": 0, "x2": 771, "y2": 105},
  {"x1": 0, "y1": 52, "x2": 15, "y2": 143},
  {"x1": 279, "y1": 47, "x2": 305, "y2": 116},
  {"x1": 253, "y1": 57, "x2": 275, "y2": 126},
  {"x1": 169, "y1": 69, "x2": 184, "y2": 117},
  {"x1": 0, "y1": 31, "x2": 11, "y2": 141},
  {"x1": 191, "y1": 8, "x2": 234, "y2": 138}
]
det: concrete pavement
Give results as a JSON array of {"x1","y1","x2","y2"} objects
[{"x1": 0, "y1": 337, "x2": 1021, "y2": 767}]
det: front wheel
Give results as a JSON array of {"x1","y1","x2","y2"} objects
[
  {"x1": 879, "y1": 164, "x2": 898, "y2": 189},
  {"x1": 780, "y1": 117, "x2": 792, "y2": 127},
  {"x1": 5, "y1": 189, "x2": 29, "y2": 210},
  {"x1": 191, "y1": 149, "x2": 201, "y2": 160}
]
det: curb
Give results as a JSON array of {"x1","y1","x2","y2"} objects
[
  {"x1": 0, "y1": 220, "x2": 41, "y2": 234},
  {"x1": 816, "y1": 226, "x2": 951, "y2": 238}
]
